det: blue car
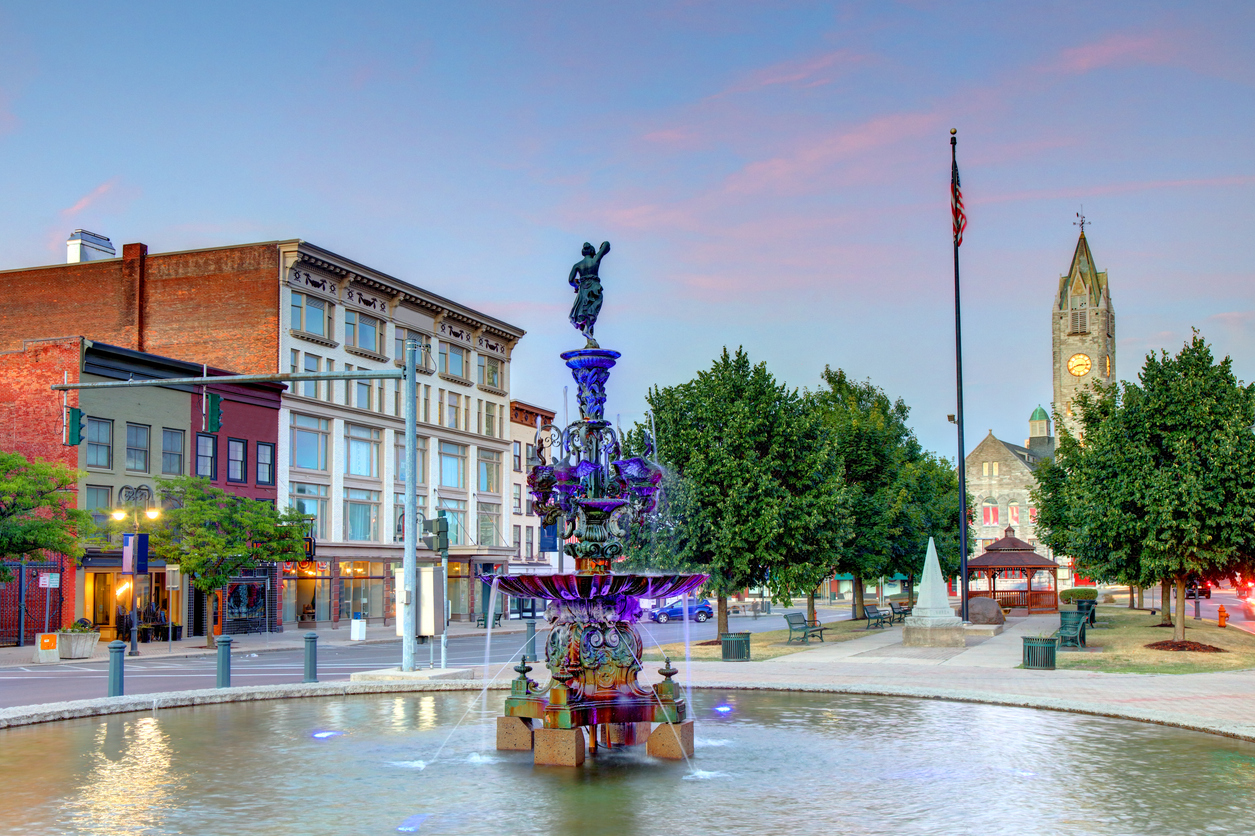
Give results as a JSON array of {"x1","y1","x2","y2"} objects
[{"x1": 649, "y1": 598, "x2": 712, "y2": 623}]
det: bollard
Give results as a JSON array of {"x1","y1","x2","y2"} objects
[
  {"x1": 108, "y1": 640, "x2": 126, "y2": 697},
  {"x1": 216, "y1": 635, "x2": 232, "y2": 689},
  {"x1": 525, "y1": 619, "x2": 536, "y2": 659},
  {"x1": 303, "y1": 632, "x2": 318, "y2": 683}
]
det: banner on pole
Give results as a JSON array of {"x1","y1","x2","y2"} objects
[
  {"x1": 540, "y1": 523, "x2": 558, "y2": 552},
  {"x1": 122, "y1": 534, "x2": 133, "y2": 574}
]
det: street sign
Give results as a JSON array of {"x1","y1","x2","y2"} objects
[
  {"x1": 37, "y1": 573, "x2": 60, "y2": 589},
  {"x1": 166, "y1": 566, "x2": 181, "y2": 590}
]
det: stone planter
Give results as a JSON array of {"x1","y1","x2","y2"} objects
[{"x1": 58, "y1": 631, "x2": 101, "y2": 659}]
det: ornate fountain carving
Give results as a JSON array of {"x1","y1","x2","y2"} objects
[{"x1": 487, "y1": 243, "x2": 706, "y2": 763}]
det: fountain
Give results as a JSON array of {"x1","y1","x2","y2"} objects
[{"x1": 486, "y1": 241, "x2": 708, "y2": 766}]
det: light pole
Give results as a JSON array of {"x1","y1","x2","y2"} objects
[{"x1": 113, "y1": 485, "x2": 160, "y2": 657}]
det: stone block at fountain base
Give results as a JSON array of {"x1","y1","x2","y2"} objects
[
  {"x1": 607, "y1": 722, "x2": 653, "y2": 747},
  {"x1": 646, "y1": 720, "x2": 694, "y2": 760},
  {"x1": 902, "y1": 624, "x2": 966, "y2": 647},
  {"x1": 534, "y1": 727, "x2": 586, "y2": 766},
  {"x1": 496, "y1": 716, "x2": 534, "y2": 751}
]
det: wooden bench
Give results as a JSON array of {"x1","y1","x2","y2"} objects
[
  {"x1": 888, "y1": 602, "x2": 911, "y2": 623},
  {"x1": 476, "y1": 612, "x2": 502, "y2": 629},
  {"x1": 862, "y1": 605, "x2": 891, "y2": 630},
  {"x1": 783, "y1": 612, "x2": 826, "y2": 644}
]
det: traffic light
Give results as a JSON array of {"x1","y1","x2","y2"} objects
[
  {"x1": 205, "y1": 393, "x2": 223, "y2": 432},
  {"x1": 303, "y1": 536, "x2": 316, "y2": 558},
  {"x1": 66, "y1": 407, "x2": 86, "y2": 446},
  {"x1": 423, "y1": 515, "x2": 449, "y2": 552}
]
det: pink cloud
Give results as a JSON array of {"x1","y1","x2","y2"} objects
[
  {"x1": 1048, "y1": 32, "x2": 1172, "y2": 75},
  {"x1": 717, "y1": 49, "x2": 871, "y2": 97},
  {"x1": 61, "y1": 178, "x2": 120, "y2": 217},
  {"x1": 977, "y1": 174, "x2": 1255, "y2": 206}
]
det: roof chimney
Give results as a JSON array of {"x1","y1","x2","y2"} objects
[{"x1": 67, "y1": 230, "x2": 116, "y2": 263}]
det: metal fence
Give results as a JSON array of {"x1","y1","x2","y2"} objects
[{"x1": 0, "y1": 561, "x2": 66, "y2": 647}]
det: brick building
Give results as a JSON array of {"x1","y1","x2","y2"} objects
[{"x1": 0, "y1": 236, "x2": 525, "y2": 625}]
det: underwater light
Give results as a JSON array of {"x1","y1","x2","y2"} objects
[
  {"x1": 714, "y1": 704, "x2": 733, "y2": 714},
  {"x1": 311, "y1": 731, "x2": 343, "y2": 739},
  {"x1": 397, "y1": 813, "x2": 430, "y2": 832}
]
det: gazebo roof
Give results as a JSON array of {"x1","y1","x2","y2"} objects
[{"x1": 968, "y1": 526, "x2": 1060, "y2": 569}]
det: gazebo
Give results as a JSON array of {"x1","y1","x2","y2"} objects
[{"x1": 967, "y1": 526, "x2": 1060, "y2": 614}]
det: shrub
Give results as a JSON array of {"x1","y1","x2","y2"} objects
[
  {"x1": 57, "y1": 621, "x2": 97, "y2": 633},
  {"x1": 1060, "y1": 588, "x2": 1098, "y2": 603}
]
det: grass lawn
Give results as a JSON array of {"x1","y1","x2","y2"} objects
[
  {"x1": 641, "y1": 616, "x2": 876, "y2": 663},
  {"x1": 1055, "y1": 606, "x2": 1255, "y2": 674}
]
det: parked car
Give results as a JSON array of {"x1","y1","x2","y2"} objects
[
  {"x1": 649, "y1": 598, "x2": 713, "y2": 623},
  {"x1": 1185, "y1": 579, "x2": 1212, "y2": 599}
]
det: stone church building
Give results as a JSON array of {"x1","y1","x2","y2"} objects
[{"x1": 965, "y1": 230, "x2": 1116, "y2": 584}]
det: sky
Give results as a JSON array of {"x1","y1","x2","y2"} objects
[{"x1": 0, "y1": 1, "x2": 1251, "y2": 460}]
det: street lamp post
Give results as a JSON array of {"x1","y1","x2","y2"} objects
[{"x1": 113, "y1": 485, "x2": 160, "y2": 657}]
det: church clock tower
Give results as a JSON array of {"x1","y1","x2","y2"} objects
[{"x1": 1052, "y1": 228, "x2": 1115, "y2": 437}]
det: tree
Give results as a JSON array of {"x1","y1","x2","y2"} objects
[
  {"x1": 636, "y1": 348, "x2": 845, "y2": 635},
  {"x1": 0, "y1": 451, "x2": 91, "y2": 584},
  {"x1": 883, "y1": 451, "x2": 969, "y2": 606},
  {"x1": 1033, "y1": 334, "x2": 1255, "y2": 641},
  {"x1": 149, "y1": 475, "x2": 307, "y2": 646}
]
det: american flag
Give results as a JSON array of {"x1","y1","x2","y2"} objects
[{"x1": 951, "y1": 154, "x2": 967, "y2": 247}]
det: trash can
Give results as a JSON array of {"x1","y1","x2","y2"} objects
[
  {"x1": 721, "y1": 632, "x2": 751, "y2": 662},
  {"x1": 350, "y1": 618, "x2": 367, "y2": 641},
  {"x1": 1022, "y1": 635, "x2": 1058, "y2": 670},
  {"x1": 1077, "y1": 598, "x2": 1097, "y2": 625}
]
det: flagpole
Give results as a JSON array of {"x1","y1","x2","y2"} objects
[{"x1": 951, "y1": 128, "x2": 970, "y2": 622}]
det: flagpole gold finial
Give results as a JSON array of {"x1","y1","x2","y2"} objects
[{"x1": 950, "y1": 128, "x2": 957, "y2": 135}]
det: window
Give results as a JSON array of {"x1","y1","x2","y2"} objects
[
  {"x1": 85, "y1": 486, "x2": 111, "y2": 529},
  {"x1": 161, "y1": 429, "x2": 184, "y2": 475},
  {"x1": 345, "y1": 424, "x2": 381, "y2": 478},
  {"x1": 86, "y1": 418, "x2": 112, "y2": 469},
  {"x1": 394, "y1": 328, "x2": 430, "y2": 364},
  {"x1": 439, "y1": 441, "x2": 466, "y2": 488},
  {"x1": 290, "y1": 348, "x2": 299, "y2": 376},
  {"x1": 124, "y1": 424, "x2": 150, "y2": 472},
  {"x1": 291, "y1": 291, "x2": 327, "y2": 337},
  {"x1": 226, "y1": 438, "x2": 247, "y2": 482},
  {"x1": 439, "y1": 342, "x2": 467, "y2": 378},
  {"x1": 513, "y1": 441, "x2": 522, "y2": 472},
  {"x1": 478, "y1": 449, "x2": 501, "y2": 493},
  {"x1": 290, "y1": 482, "x2": 328, "y2": 539},
  {"x1": 525, "y1": 443, "x2": 535, "y2": 467},
  {"x1": 394, "y1": 437, "x2": 428, "y2": 484},
  {"x1": 324, "y1": 359, "x2": 335, "y2": 402},
  {"x1": 446, "y1": 392, "x2": 460, "y2": 430},
  {"x1": 256, "y1": 442, "x2": 275, "y2": 485},
  {"x1": 477, "y1": 355, "x2": 501, "y2": 388},
  {"x1": 303, "y1": 354, "x2": 320, "y2": 398},
  {"x1": 393, "y1": 492, "x2": 428, "y2": 542},
  {"x1": 344, "y1": 310, "x2": 382, "y2": 353},
  {"x1": 355, "y1": 379, "x2": 372, "y2": 411},
  {"x1": 512, "y1": 484, "x2": 522, "y2": 514},
  {"x1": 438, "y1": 497, "x2": 467, "y2": 545},
  {"x1": 982, "y1": 500, "x2": 999, "y2": 526},
  {"x1": 525, "y1": 526, "x2": 534, "y2": 559},
  {"x1": 478, "y1": 501, "x2": 501, "y2": 546},
  {"x1": 484, "y1": 402, "x2": 497, "y2": 438},
  {"x1": 1008, "y1": 502, "x2": 1020, "y2": 525},
  {"x1": 1029, "y1": 506, "x2": 1038, "y2": 524},
  {"x1": 992, "y1": 462, "x2": 999, "y2": 476},
  {"x1": 344, "y1": 489, "x2": 380, "y2": 541},
  {"x1": 981, "y1": 462, "x2": 989, "y2": 477},
  {"x1": 196, "y1": 434, "x2": 217, "y2": 479},
  {"x1": 290, "y1": 414, "x2": 329, "y2": 471}
]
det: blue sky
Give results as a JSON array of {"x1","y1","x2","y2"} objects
[{"x1": 1, "y1": 2, "x2": 1251, "y2": 458}]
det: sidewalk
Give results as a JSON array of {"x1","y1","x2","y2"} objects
[{"x1": 0, "y1": 617, "x2": 527, "y2": 669}]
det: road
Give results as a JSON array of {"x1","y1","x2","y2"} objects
[
  {"x1": 0, "y1": 608, "x2": 838, "y2": 709},
  {"x1": 1136, "y1": 586, "x2": 1255, "y2": 633}
]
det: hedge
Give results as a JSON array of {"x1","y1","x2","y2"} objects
[{"x1": 1060, "y1": 587, "x2": 1098, "y2": 603}]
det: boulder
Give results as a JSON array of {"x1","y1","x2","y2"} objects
[{"x1": 967, "y1": 596, "x2": 1006, "y2": 625}]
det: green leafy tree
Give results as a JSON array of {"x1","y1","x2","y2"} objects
[
  {"x1": 149, "y1": 475, "x2": 307, "y2": 646},
  {"x1": 633, "y1": 348, "x2": 845, "y2": 635},
  {"x1": 1033, "y1": 334, "x2": 1255, "y2": 641},
  {"x1": 882, "y1": 451, "x2": 970, "y2": 605},
  {"x1": 0, "y1": 451, "x2": 92, "y2": 585}
]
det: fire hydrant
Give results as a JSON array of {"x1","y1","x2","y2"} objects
[{"x1": 1218, "y1": 605, "x2": 1228, "y2": 628}]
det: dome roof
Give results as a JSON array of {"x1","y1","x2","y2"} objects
[{"x1": 1030, "y1": 405, "x2": 1049, "y2": 422}]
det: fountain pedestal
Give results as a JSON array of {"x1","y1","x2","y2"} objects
[{"x1": 902, "y1": 537, "x2": 966, "y2": 647}]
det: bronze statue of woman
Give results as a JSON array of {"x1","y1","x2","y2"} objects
[{"x1": 568, "y1": 241, "x2": 610, "y2": 348}]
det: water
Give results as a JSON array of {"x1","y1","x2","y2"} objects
[{"x1": 2, "y1": 691, "x2": 1253, "y2": 835}]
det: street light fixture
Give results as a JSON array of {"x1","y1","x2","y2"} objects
[{"x1": 113, "y1": 485, "x2": 159, "y2": 657}]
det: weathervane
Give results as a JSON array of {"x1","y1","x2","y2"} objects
[{"x1": 1074, "y1": 208, "x2": 1088, "y2": 234}]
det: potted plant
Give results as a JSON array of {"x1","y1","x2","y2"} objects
[{"x1": 57, "y1": 621, "x2": 101, "y2": 659}]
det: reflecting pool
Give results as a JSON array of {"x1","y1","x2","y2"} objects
[{"x1": 1, "y1": 690, "x2": 1253, "y2": 835}]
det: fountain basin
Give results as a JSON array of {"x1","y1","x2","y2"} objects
[{"x1": 491, "y1": 572, "x2": 707, "y2": 601}]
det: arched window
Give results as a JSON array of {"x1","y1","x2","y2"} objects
[
  {"x1": 1008, "y1": 502, "x2": 1020, "y2": 525},
  {"x1": 982, "y1": 499, "x2": 999, "y2": 526}
]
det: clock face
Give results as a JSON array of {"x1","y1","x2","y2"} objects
[{"x1": 1067, "y1": 353, "x2": 1092, "y2": 377}]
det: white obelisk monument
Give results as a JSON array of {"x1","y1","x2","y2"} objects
[{"x1": 902, "y1": 537, "x2": 966, "y2": 647}]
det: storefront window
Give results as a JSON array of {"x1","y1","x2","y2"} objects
[
  {"x1": 340, "y1": 561, "x2": 386, "y2": 620},
  {"x1": 284, "y1": 562, "x2": 331, "y2": 623}
]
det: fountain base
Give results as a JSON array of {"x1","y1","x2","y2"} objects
[
  {"x1": 496, "y1": 716, "x2": 534, "y2": 751},
  {"x1": 646, "y1": 720, "x2": 695, "y2": 760},
  {"x1": 534, "y1": 727, "x2": 586, "y2": 767}
]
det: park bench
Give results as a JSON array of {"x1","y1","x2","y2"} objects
[
  {"x1": 783, "y1": 612, "x2": 826, "y2": 644},
  {"x1": 1055, "y1": 610, "x2": 1087, "y2": 649},
  {"x1": 888, "y1": 601, "x2": 911, "y2": 623},
  {"x1": 862, "y1": 605, "x2": 891, "y2": 630},
  {"x1": 476, "y1": 612, "x2": 503, "y2": 629}
]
